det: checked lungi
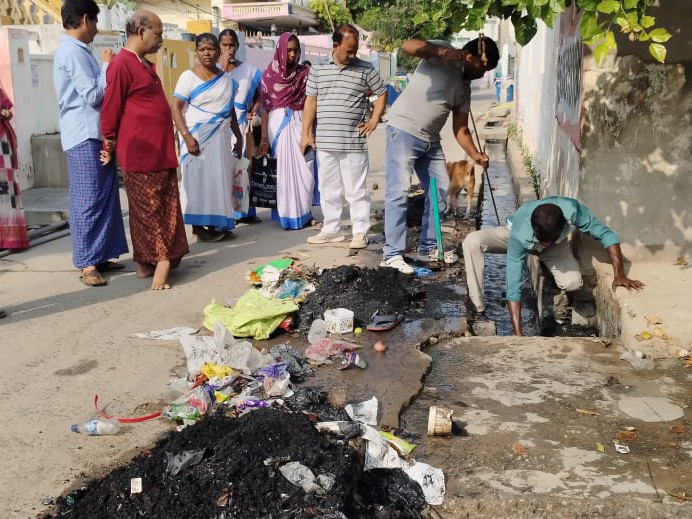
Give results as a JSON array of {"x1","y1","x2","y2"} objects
[
  {"x1": 122, "y1": 168, "x2": 189, "y2": 265},
  {"x1": 66, "y1": 139, "x2": 128, "y2": 269}
]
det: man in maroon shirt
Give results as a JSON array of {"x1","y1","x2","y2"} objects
[{"x1": 101, "y1": 9, "x2": 188, "y2": 290}]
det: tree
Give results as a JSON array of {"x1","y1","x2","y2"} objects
[
  {"x1": 408, "y1": 0, "x2": 672, "y2": 63},
  {"x1": 309, "y1": 0, "x2": 352, "y2": 31}
]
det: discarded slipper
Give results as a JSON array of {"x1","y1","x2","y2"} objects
[
  {"x1": 96, "y1": 261, "x2": 125, "y2": 272},
  {"x1": 367, "y1": 312, "x2": 404, "y2": 332},
  {"x1": 81, "y1": 268, "x2": 107, "y2": 287}
]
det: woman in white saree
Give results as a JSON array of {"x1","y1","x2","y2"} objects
[{"x1": 171, "y1": 33, "x2": 243, "y2": 242}]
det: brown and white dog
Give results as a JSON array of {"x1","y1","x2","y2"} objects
[{"x1": 446, "y1": 159, "x2": 476, "y2": 218}]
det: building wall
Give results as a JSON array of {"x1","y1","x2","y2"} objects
[
  {"x1": 579, "y1": 1, "x2": 692, "y2": 258},
  {"x1": 514, "y1": 8, "x2": 581, "y2": 200}
]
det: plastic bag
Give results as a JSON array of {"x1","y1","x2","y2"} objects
[
  {"x1": 232, "y1": 157, "x2": 251, "y2": 214},
  {"x1": 162, "y1": 386, "x2": 212, "y2": 422}
]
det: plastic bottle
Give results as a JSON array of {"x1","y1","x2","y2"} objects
[
  {"x1": 307, "y1": 318, "x2": 328, "y2": 344},
  {"x1": 70, "y1": 418, "x2": 121, "y2": 436}
]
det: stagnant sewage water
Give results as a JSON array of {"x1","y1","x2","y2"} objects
[{"x1": 478, "y1": 141, "x2": 539, "y2": 336}]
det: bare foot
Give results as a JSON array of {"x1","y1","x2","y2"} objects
[
  {"x1": 136, "y1": 262, "x2": 155, "y2": 278},
  {"x1": 151, "y1": 260, "x2": 171, "y2": 290}
]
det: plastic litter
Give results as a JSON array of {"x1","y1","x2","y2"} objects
[
  {"x1": 130, "y1": 478, "x2": 143, "y2": 494},
  {"x1": 203, "y1": 292, "x2": 298, "y2": 340},
  {"x1": 404, "y1": 462, "x2": 446, "y2": 505},
  {"x1": 304, "y1": 338, "x2": 360, "y2": 364},
  {"x1": 620, "y1": 350, "x2": 655, "y2": 370},
  {"x1": 413, "y1": 267, "x2": 433, "y2": 277},
  {"x1": 129, "y1": 327, "x2": 199, "y2": 340},
  {"x1": 71, "y1": 418, "x2": 121, "y2": 436},
  {"x1": 614, "y1": 443, "x2": 631, "y2": 454},
  {"x1": 345, "y1": 396, "x2": 378, "y2": 425},
  {"x1": 269, "y1": 343, "x2": 314, "y2": 378},
  {"x1": 41, "y1": 497, "x2": 55, "y2": 506},
  {"x1": 165, "y1": 449, "x2": 206, "y2": 476},
  {"x1": 279, "y1": 462, "x2": 335, "y2": 495},
  {"x1": 380, "y1": 431, "x2": 416, "y2": 456},
  {"x1": 315, "y1": 421, "x2": 362, "y2": 439},
  {"x1": 162, "y1": 386, "x2": 212, "y2": 423},
  {"x1": 339, "y1": 351, "x2": 368, "y2": 370},
  {"x1": 307, "y1": 319, "x2": 328, "y2": 344}
]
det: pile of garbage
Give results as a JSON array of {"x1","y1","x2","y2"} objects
[
  {"x1": 49, "y1": 404, "x2": 432, "y2": 518},
  {"x1": 297, "y1": 265, "x2": 419, "y2": 334},
  {"x1": 47, "y1": 258, "x2": 446, "y2": 517}
]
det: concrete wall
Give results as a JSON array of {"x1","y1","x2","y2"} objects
[
  {"x1": 579, "y1": 0, "x2": 692, "y2": 259},
  {"x1": 514, "y1": 11, "x2": 582, "y2": 200}
]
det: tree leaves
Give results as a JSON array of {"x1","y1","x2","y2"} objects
[
  {"x1": 649, "y1": 27, "x2": 672, "y2": 43},
  {"x1": 513, "y1": 15, "x2": 538, "y2": 45},
  {"x1": 649, "y1": 42, "x2": 667, "y2": 62}
]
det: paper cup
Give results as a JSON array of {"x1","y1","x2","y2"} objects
[{"x1": 427, "y1": 406, "x2": 454, "y2": 436}]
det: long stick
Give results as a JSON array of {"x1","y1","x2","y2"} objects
[
  {"x1": 430, "y1": 177, "x2": 444, "y2": 261},
  {"x1": 469, "y1": 110, "x2": 501, "y2": 226}
]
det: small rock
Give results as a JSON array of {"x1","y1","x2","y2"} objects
[
  {"x1": 41, "y1": 497, "x2": 55, "y2": 506},
  {"x1": 605, "y1": 375, "x2": 620, "y2": 387},
  {"x1": 372, "y1": 182, "x2": 378, "y2": 190}
]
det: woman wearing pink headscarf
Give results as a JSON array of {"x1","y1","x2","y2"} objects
[
  {"x1": 0, "y1": 85, "x2": 29, "y2": 253},
  {"x1": 259, "y1": 32, "x2": 318, "y2": 230}
]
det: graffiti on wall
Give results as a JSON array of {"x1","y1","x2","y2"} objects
[{"x1": 555, "y1": 5, "x2": 583, "y2": 151}]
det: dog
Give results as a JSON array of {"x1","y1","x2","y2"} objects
[{"x1": 446, "y1": 159, "x2": 476, "y2": 218}]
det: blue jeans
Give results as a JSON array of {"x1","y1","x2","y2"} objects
[{"x1": 383, "y1": 125, "x2": 449, "y2": 259}]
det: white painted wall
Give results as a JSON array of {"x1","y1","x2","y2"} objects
[{"x1": 514, "y1": 16, "x2": 580, "y2": 198}]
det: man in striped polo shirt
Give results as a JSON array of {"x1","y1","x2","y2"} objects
[{"x1": 301, "y1": 24, "x2": 387, "y2": 249}]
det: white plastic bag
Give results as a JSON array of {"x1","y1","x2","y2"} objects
[{"x1": 232, "y1": 157, "x2": 251, "y2": 214}]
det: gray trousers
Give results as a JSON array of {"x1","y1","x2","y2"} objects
[{"x1": 462, "y1": 227, "x2": 583, "y2": 312}]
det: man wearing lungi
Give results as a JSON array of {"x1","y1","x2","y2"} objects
[
  {"x1": 101, "y1": 9, "x2": 189, "y2": 290},
  {"x1": 54, "y1": 0, "x2": 128, "y2": 287}
]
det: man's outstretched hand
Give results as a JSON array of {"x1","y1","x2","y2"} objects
[{"x1": 612, "y1": 275, "x2": 645, "y2": 292}]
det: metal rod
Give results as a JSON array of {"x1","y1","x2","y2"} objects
[{"x1": 469, "y1": 110, "x2": 501, "y2": 226}]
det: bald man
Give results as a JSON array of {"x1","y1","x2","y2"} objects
[
  {"x1": 462, "y1": 197, "x2": 644, "y2": 335},
  {"x1": 101, "y1": 10, "x2": 188, "y2": 290}
]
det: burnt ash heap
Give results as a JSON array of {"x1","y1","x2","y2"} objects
[
  {"x1": 298, "y1": 266, "x2": 420, "y2": 334},
  {"x1": 48, "y1": 404, "x2": 427, "y2": 519}
]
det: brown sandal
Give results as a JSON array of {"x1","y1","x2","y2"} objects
[{"x1": 81, "y1": 268, "x2": 107, "y2": 287}]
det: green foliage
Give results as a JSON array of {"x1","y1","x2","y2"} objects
[
  {"x1": 354, "y1": 0, "x2": 672, "y2": 65},
  {"x1": 309, "y1": 0, "x2": 352, "y2": 31}
]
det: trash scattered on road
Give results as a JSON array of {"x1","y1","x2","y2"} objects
[
  {"x1": 307, "y1": 318, "x2": 327, "y2": 344},
  {"x1": 380, "y1": 431, "x2": 416, "y2": 456},
  {"x1": 339, "y1": 351, "x2": 368, "y2": 370},
  {"x1": 41, "y1": 496, "x2": 55, "y2": 506},
  {"x1": 279, "y1": 462, "x2": 335, "y2": 495},
  {"x1": 345, "y1": 396, "x2": 378, "y2": 425},
  {"x1": 413, "y1": 266, "x2": 433, "y2": 277},
  {"x1": 427, "y1": 406, "x2": 453, "y2": 436},
  {"x1": 70, "y1": 418, "x2": 121, "y2": 436},
  {"x1": 675, "y1": 349, "x2": 690, "y2": 359},
  {"x1": 315, "y1": 421, "x2": 362, "y2": 439},
  {"x1": 130, "y1": 477, "x2": 142, "y2": 494},
  {"x1": 614, "y1": 443, "x2": 631, "y2": 454},
  {"x1": 620, "y1": 350, "x2": 655, "y2": 370},
  {"x1": 674, "y1": 256, "x2": 688, "y2": 266},
  {"x1": 166, "y1": 449, "x2": 206, "y2": 476},
  {"x1": 324, "y1": 308, "x2": 354, "y2": 334},
  {"x1": 596, "y1": 443, "x2": 606, "y2": 453},
  {"x1": 636, "y1": 330, "x2": 653, "y2": 341},
  {"x1": 129, "y1": 327, "x2": 200, "y2": 340},
  {"x1": 304, "y1": 338, "x2": 361, "y2": 365},
  {"x1": 576, "y1": 408, "x2": 599, "y2": 416},
  {"x1": 669, "y1": 424, "x2": 687, "y2": 435}
]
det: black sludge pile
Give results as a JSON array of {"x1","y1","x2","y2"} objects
[{"x1": 47, "y1": 407, "x2": 427, "y2": 519}]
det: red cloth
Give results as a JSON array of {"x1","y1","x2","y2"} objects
[{"x1": 101, "y1": 49, "x2": 178, "y2": 172}]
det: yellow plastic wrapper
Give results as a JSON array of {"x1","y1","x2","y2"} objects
[
  {"x1": 201, "y1": 362, "x2": 237, "y2": 380},
  {"x1": 380, "y1": 431, "x2": 416, "y2": 456}
]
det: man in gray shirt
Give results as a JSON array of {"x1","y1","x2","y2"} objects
[
  {"x1": 302, "y1": 24, "x2": 387, "y2": 249},
  {"x1": 381, "y1": 37, "x2": 499, "y2": 274}
]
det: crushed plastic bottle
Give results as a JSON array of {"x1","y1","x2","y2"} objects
[
  {"x1": 307, "y1": 319, "x2": 328, "y2": 344},
  {"x1": 70, "y1": 418, "x2": 121, "y2": 436}
]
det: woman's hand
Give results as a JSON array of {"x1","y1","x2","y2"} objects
[
  {"x1": 0, "y1": 108, "x2": 12, "y2": 120},
  {"x1": 232, "y1": 138, "x2": 243, "y2": 158},
  {"x1": 258, "y1": 138, "x2": 270, "y2": 156},
  {"x1": 184, "y1": 133, "x2": 200, "y2": 155},
  {"x1": 99, "y1": 150, "x2": 112, "y2": 165}
]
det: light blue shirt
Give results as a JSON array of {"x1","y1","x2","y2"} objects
[
  {"x1": 506, "y1": 197, "x2": 621, "y2": 302},
  {"x1": 53, "y1": 34, "x2": 108, "y2": 151}
]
